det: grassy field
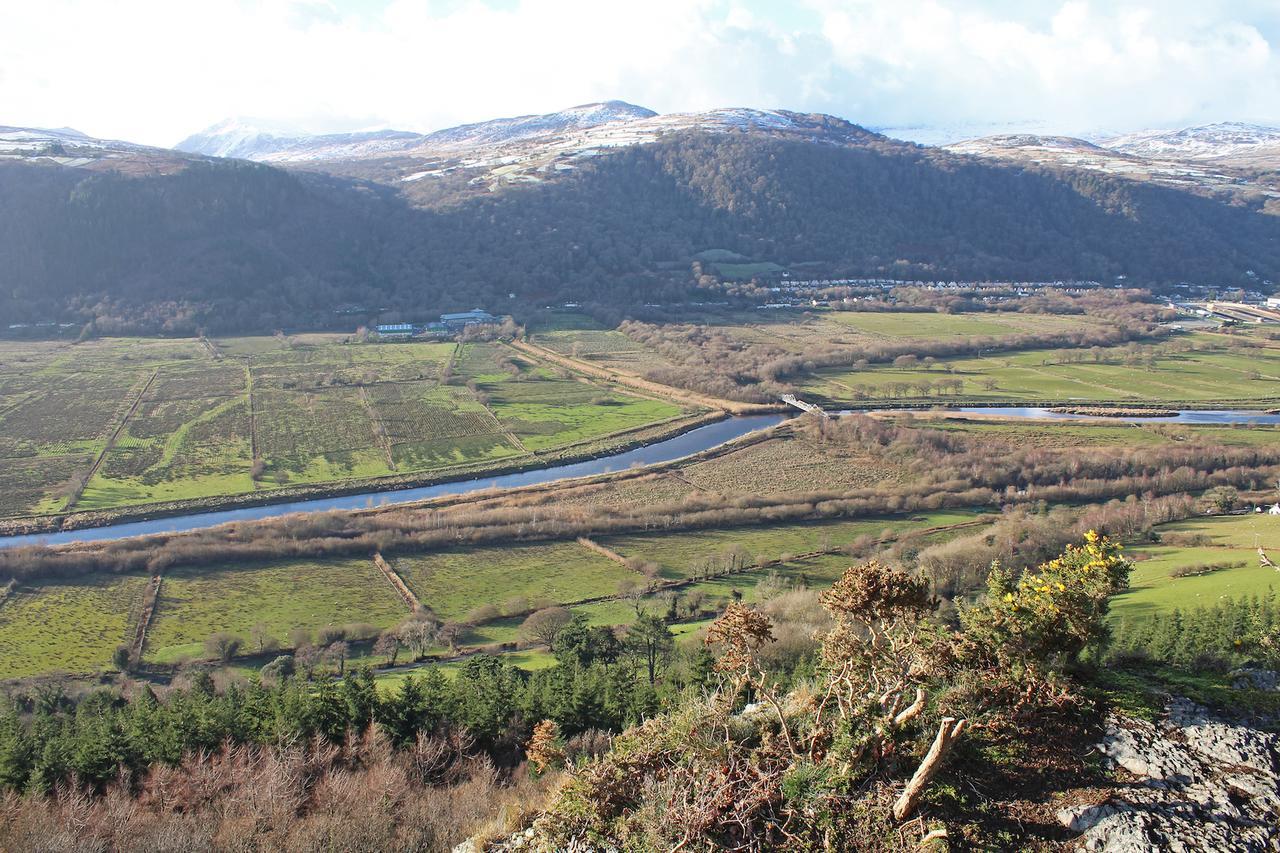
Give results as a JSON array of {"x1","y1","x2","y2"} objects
[
  {"x1": 144, "y1": 557, "x2": 409, "y2": 663},
  {"x1": 531, "y1": 311, "x2": 1094, "y2": 376},
  {"x1": 1112, "y1": 515, "x2": 1280, "y2": 624},
  {"x1": 599, "y1": 512, "x2": 979, "y2": 579},
  {"x1": 0, "y1": 335, "x2": 689, "y2": 518},
  {"x1": 472, "y1": 348, "x2": 684, "y2": 451},
  {"x1": 378, "y1": 512, "x2": 984, "y2": 688},
  {"x1": 0, "y1": 574, "x2": 148, "y2": 678},
  {"x1": 821, "y1": 310, "x2": 1089, "y2": 340},
  {"x1": 0, "y1": 510, "x2": 983, "y2": 680},
  {"x1": 391, "y1": 542, "x2": 636, "y2": 623},
  {"x1": 533, "y1": 327, "x2": 679, "y2": 376},
  {"x1": 918, "y1": 416, "x2": 1280, "y2": 449},
  {"x1": 801, "y1": 332, "x2": 1280, "y2": 403}
]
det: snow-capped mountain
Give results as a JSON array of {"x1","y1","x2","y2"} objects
[
  {"x1": 2, "y1": 125, "x2": 144, "y2": 155},
  {"x1": 0, "y1": 125, "x2": 197, "y2": 172},
  {"x1": 175, "y1": 118, "x2": 423, "y2": 162},
  {"x1": 942, "y1": 131, "x2": 1280, "y2": 202},
  {"x1": 177, "y1": 102, "x2": 658, "y2": 164},
  {"x1": 171, "y1": 102, "x2": 884, "y2": 195},
  {"x1": 1103, "y1": 122, "x2": 1280, "y2": 164},
  {"x1": 419, "y1": 100, "x2": 656, "y2": 149},
  {"x1": 874, "y1": 120, "x2": 1069, "y2": 147},
  {"x1": 382, "y1": 106, "x2": 879, "y2": 191},
  {"x1": 175, "y1": 102, "x2": 866, "y2": 169},
  {"x1": 945, "y1": 134, "x2": 1114, "y2": 157}
]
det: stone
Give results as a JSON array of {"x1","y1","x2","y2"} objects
[{"x1": 1076, "y1": 699, "x2": 1280, "y2": 852}]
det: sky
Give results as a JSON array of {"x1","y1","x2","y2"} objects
[{"x1": 2, "y1": 0, "x2": 1279, "y2": 146}]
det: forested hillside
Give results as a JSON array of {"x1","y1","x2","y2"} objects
[{"x1": 3, "y1": 130, "x2": 1279, "y2": 333}]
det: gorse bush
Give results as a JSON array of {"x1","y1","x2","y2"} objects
[
  {"x1": 958, "y1": 531, "x2": 1131, "y2": 680},
  {"x1": 526, "y1": 535, "x2": 1129, "y2": 850}
]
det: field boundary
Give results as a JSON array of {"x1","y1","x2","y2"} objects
[
  {"x1": 510, "y1": 338, "x2": 775, "y2": 414},
  {"x1": 246, "y1": 365, "x2": 259, "y2": 475},
  {"x1": 129, "y1": 573, "x2": 163, "y2": 667},
  {"x1": 576, "y1": 536, "x2": 629, "y2": 566},
  {"x1": 473, "y1": 395, "x2": 529, "y2": 454},
  {"x1": 358, "y1": 386, "x2": 398, "y2": 471},
  {"x1": 373, "y1": 552, "x2": 421, "y2": 613},
  {"x1": 65, "y1": 369, "x2": 158, "y2": 511},
  {"x1": 0, "y1": 578, "x2": 15, "y2": 610},
  {"x1": 198, "y1": 336, "x2": 222, "y2": 360},
  {"x1": 393, "y1": 516, "x2": 997, "y2": 668}
]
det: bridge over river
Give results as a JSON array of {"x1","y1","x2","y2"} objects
[{"x1": 780, "y1": 394, "x2": 829, "y2": 417}]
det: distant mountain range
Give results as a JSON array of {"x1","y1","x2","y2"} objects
[
  {"x1": 3, "y1": 103, "x2": 1280, "y2": 334},
  {"x1": 942, "y1": 125, "x2": 1280, "y2": 205},
  {"x1": 163, "y1": 109, "x2": 1280, "y2": 213},
  {"x1": 172, "y1": 101, "x2": 839, "y2": 162},
  {"x1": 170, "y1": 102, "x2": 882, "y2": 200},
  {"x1": 10, "y1": 104, "x2": 1280, "y2": 199},
  {"x1": 1103, "y1": 122, "x2": 1280, "y2": 164}
]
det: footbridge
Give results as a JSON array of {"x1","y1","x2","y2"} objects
[{"x1": 781, "y1": 394, "x2": 829, "y2": 417}]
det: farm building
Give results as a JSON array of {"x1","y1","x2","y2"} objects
[
  {"x1": 441, "y1": 309, "x2": 495, "y2": 330},
  {"x1": 376, "y1": 323, "x2": 414, "y2": 339}
]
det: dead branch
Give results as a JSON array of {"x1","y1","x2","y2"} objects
[{"x1": 893, "y1": 716, "x2": 966, "y2": 821}]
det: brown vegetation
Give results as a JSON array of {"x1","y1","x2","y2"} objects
[
  {"x1": 0, "y1": 730, "x2": 558, "y2": 852},
  {"x1": 1, "y1": 415, "x2": 1269, "y2": 588},
  {"x1": 618, "y1": 313, "x2": 1158, "y2": 401}
]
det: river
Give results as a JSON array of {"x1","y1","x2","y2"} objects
[
  {"x1": 4, "y1": 406, "x2": 1273, "y2": 550},
  {"x1": 950, "y1": 407, "x2": 1280, "y2": 424},
  {"x1": 0, "y1": 413, "x2": 789, "y2": 550}
]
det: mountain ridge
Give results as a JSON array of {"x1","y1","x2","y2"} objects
[
  {"x1": 4, "y1": 127, "x2": 1280, "y2": 335},
  {"x1": 1103, "y1": 121, "x2": 1280, "y2": 163}
]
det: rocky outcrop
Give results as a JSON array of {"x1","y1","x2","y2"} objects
[{"x1": 1060, "y1": 698, "x2": 1279, "y2": 852}]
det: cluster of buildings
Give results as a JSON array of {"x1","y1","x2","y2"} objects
[
  {"x1": 777, "y1": 277, "x2": 1102, "y2": 293},
  {"x1": 1191, "y1": 301, "x2": 1280, "y2": 325},
  {"x1": 375, "y1": 309, "x2": 497, "y2": 340}
]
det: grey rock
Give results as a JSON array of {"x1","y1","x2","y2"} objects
[
  {"x1": 1232, "y1": 670, "x2": 1280, "y2": 692},
  {"x1": 1075, "y1": 699, "x2": 1280, "y2": 852}
]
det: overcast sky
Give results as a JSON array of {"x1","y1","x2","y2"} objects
[{"x1": 3, "y1": 0, "x2": 1279, "y2": 146}]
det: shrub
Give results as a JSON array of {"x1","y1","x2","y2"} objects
[{"x1": 204, "y1": 632, "x2": 243, "y2": 662}]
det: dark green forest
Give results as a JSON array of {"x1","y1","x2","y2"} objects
[{"x1": 3, "y1": 130, "x2": 1279, "y2": 333}]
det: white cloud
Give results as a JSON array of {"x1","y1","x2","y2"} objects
[{"x1": 0, "y1": 0, "x2": 1277, "y2": 145}]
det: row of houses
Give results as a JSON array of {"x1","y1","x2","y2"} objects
[{"x1": 375, "y1": 309, "x2": 497, "y2": 340}]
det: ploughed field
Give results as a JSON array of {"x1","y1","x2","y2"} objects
[{"x1": 0, "y1": 335, "x2": 685, "y2": 519}]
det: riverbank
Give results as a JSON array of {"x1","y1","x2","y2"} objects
[
  {"x1": 0, "y1": 410, "x2": 746, "y2": 538},
  {"x1": 1046, "y1": 406, "x2": 1178, "y2": 418},
  {"x1": 0, "y1": 412, "x2": 793, "y2": 549}
]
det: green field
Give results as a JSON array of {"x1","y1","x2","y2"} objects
[
  {"x1": 532, "y1": 328, "x2": 679, "y2": 376},
  {"x1": 0, "y1": 510, "x2": 984, "y2": 680},
  {"x1": 392, "y1": 542, "x2": 636, "y2": 623},
  {"x1": 823, "y1": 311, "x2": 1085, "y2": 339},
  {"x1": 0, "y1": 336, "x2": 690, "y2": 519},
  {"x1": 0, "y1": 574, "x2": 148, "y2": 678},
  {"x1": 1112, "y1": 515, "x2": 1280, "y2": 624},
  {"x1": 144, "y1": 557, "x2": 409, "y2": 663},
  {"x1": 600, "y1": 512, "x2": 978, "y2": 579},
  {"x1": 472, "y1": 349, "x2": 684, "y2": 451},
  {"x1": 801, "y1": 332, "x2": 1280, "y2": 403}
]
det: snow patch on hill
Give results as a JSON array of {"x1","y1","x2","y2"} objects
[{"x1": 1104, "y1": 122, "x2": 1280, "y2": 161}]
